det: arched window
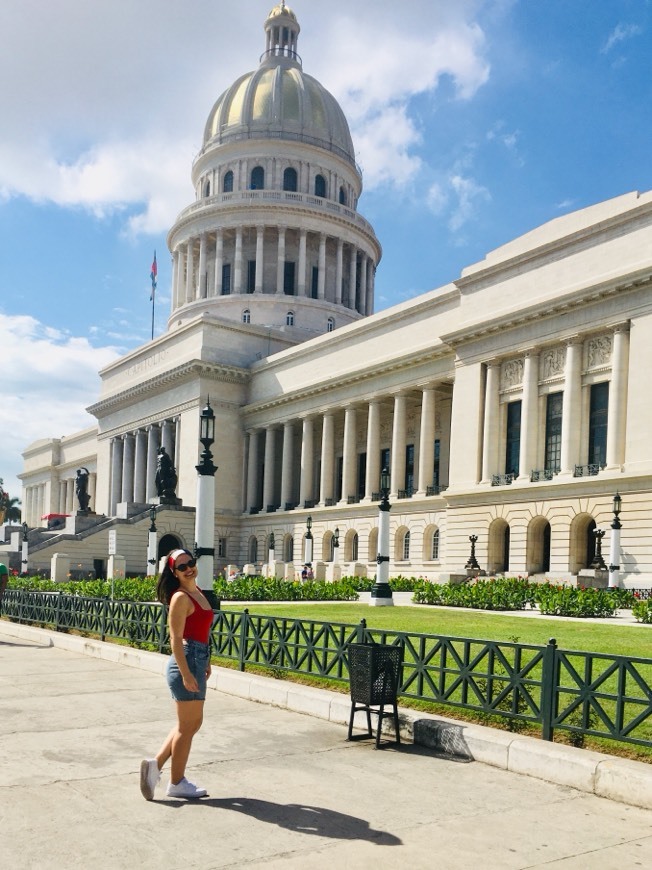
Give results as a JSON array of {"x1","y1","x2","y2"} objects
[
  {"x1": 431, "y1": 529, "x2": 440, "y2": 560},
  {"x1": 402, "y1": 530, "x2": 411, "y2": 560},
  {"x1": 327, "y1": 317, "x2": 335, "y2": 332},
  {"x1": 283, "y1": 167, "x2": 298, "y2": 192},
  {"x1": 284, "y1": 534, "x2": 294, "y2": 563},
  {"x1": 242, "y1": 309, "x2": 251, "y2": 324},
  {"x1": 248, "y1": 536, "x2": 258, "y2": 564},
  {"x1": 339, "y1": 186, "x2": 347, "y2": 205},
  {"x1": 314, "y1": 174, "x2": 326, "y2": 198},
  {"x1": 250, "y1": 166, "x2": 264, "y2": 190},
  {"x1": 286, "y1": 311, "x2": 295, "y2": 326},
  {"x1": 203, "y1": 179, "x2": 211, "y2": 198},
  {"x1": 223, "y1": 170, "x2": 233, "y2": 193},
  {"x1": 351, "y1": 533, "x2": 358, "y2": 562}
]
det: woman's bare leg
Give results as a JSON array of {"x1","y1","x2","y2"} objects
[{"x1": 168, "y1": 700, "x2": 204, "y2": 784}]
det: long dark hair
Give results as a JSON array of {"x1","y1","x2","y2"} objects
[{"x1": 156, "y1": 548, "x2": 192, "y2": 605}]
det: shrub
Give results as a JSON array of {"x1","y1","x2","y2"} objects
[
  {"x1": 413, "y1": 577, "x2": 535, "y2": 611},
  {"x1": 632, "y1": 599, "x2": 652, "y2": 624},
  {"x1": 534, "y1": 585, "x2": 618, "y2": 618}
]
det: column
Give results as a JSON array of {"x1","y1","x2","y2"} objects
[
  {"x1": 276, "y1": 226, "x2": 286, "y2": 294},
  {"x1": 348, "y1": 247, "x2": 357, "y2": 309},
  {"x1": 299, "y1": 417, "x2": 314, "y2": 506},
  {"x1": 177, "y1": 248, "x2": 186, "y2": 308},
  {"x1": 246, "y1": 430, "x2": 260, "y2": 512},
  {"x1": 57, "y1": 480, "x2": 66, "y2": 515},
  {"x1": 390, "y1": 394, "x2": 407, "y2": 497},
  {"x1": 518, "y1": 351, "x2": 540, "y2": 479},
  {"x1": 134, "y1": 429, "x2": 148, "y2": 503},
  {"x1": 364, "y1": 400, "x2": 381, "y2": 500},
  {"x1": 358, "y1": 255, "x2": 368, "y2": 315},
  {"x1": 198, "y1": 233, "x2": 208, "y2": 298},
  {"x1": 280, "y1": 421, "x2": 294, "y2": 509},
  {"x1": 298, "y1": 229, "x2": 307, "y2": 296},
  {"x1": 145, "y1": 424, "x2": 160, "y2": 501},
  {"x1": 417, "y1": 388, "x2": 436, "y2": 494},
  {"x1": 121, "y1": 434, "x2": 135, "y2": 503},
  {"x1": 319, "y1": 412, "x2": 335, "y2": 505},
  {"x1": 161, "y1": 419, "x2": 174, "y2": 459},
  {"x1": 213, "y1": 230, "x2": 223, "y2": 296},
  {"x1": 171, "y1": 250, "x2": 179, "y2": 310},
  {"x1": 255, "y1": 225, "x2": 264, "y2": 293},
  {"x1": 185, "y1": 240, "x2": 195, "y2": 303},
  {"x1": 65, "y1": 478, "x2": 75, "y2": 514},
  {"x1": 481, "y1": 362, "x2": 501, "y2": 482},
  {"x1": 606, "y1": 325, "x2": 630, "y2": 469},
  {"x1": 318, "y1": 233, "x2": 326, "y2": 299},
  {"x1": 88, "y1": 473, "x2": 97, "y2": 512},
  {"x1": 560, "y1": 339, "x2": 582, "y2": 474},
  {"x1": 234, "y1": 227, "x2": 243, "y2": 294},
  {"x1": 110, "y1": 437, "x2": 124, "y2": 514},
  {"x1": 340, "y1": 406, "x2": 357, "y2": 502},
  {"x1": 262, "y1": 427, "x2": 277, "y2": 510},
  {"x1": 366, "y1": 261, "x2": 374, "y2": 316},
  {"x1": 335, "y1": 239, "x2": 344, "y2": 304}
]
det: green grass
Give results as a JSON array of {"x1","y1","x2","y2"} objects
[{"x1": 223, "y1": 601, "x2": 651, "y2": 658}]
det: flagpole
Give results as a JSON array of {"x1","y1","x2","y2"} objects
[{"x1": 150, "y1": 251, "x2": 158, "y2": 341}]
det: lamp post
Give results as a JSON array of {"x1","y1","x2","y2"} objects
[
  {"x1": 371, "y1": 467, "x2": 393, "y2": 606},
  {"x1": 304, "y1": 515, "x2": 313, "y2": 568},
  {"x1": 21, "y1": 521, "x2": 29, "y2": 576},
  {"x1": 267, "y1": 531, "x2": 275, "y2": 572},
  {"x1": 333, "y1": 527, "x2": 340, "y2": 566},
  {"x1": 194, "y1": 398, "x2": 218, "y2": 604},
  {"x1": 146, "y1": 506, "x2": 158, "y2": 577},
  {"x1": 608, "y1": 493, "x2": 622, "y2": 589},
  {"x1": 465, "y1": 534, "x2": 480, "y2": 575}
]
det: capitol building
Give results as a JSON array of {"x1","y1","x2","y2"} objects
[{"x1": 12, "y1": 4, "x2": 652, "y2": 587}]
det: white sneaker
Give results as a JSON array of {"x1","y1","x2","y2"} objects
[
  {"x1": 166, "y1": 777, "x2": 208, "y2": 799},
  {"x1": 139, "y1": 758, "x2": 160, "y2": 801}
]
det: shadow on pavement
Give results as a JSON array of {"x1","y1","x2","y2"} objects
[{"x1": 166, "y1": 796, "x2": 403, "y2": 845}]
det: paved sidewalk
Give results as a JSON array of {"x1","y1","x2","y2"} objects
[{"x1": 1, "y1": 623, "x2": 652, "y2": 869}]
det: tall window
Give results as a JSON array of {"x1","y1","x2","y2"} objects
[
  {"x1": 545, "y1": 392, "x2": 563, "y2": 473},
  {"x1": 283, "y1": 261, "x2": 295, "y2": 295},
  {"x1": 431, "y1": 529, "x2": 440, "y2": 560},
  {"x1": 217, "y1": 537, "x2": 227, "y2": 558},
  {"x1": 327, "y1": 317, "x2": 335, "y2": 332},
  {"x1": 402, "y1": 531, "x2": 410, "y2": 560},
  {"x1": 203, "y1": 180, "x2": 210, "y2": 198},
  {"x1": 405, "y1": 444, "x2": 414, "y2": 492},
  {"x1": 249, "y1": 537, "x2": 258, "y2": 563},
  {"x1": 357, "y1": 452, "x2": 366, "y2": 499},
  {"x1": 380, "y1": 448, "x2": 390, "y2": 480},
  {"x1": 250, "y1": 166, "x2": 264, "y2": 190},
  {"x1": 223, "y1": 170, "x2": 233, "y2": 193},
  {"x1": 433, "y1": 439, "x2": 440, "y2": 489},
  {"x1": 339, "y1": 186, "x2": 347, "y2": 206},
  {"x1": 311, "y1": 266, "x2": 319, "y2": 298},
  {"x1": 242, "y1": 309, "x2": 251, "y2": 324},
  {"x1": 221, "y1": 263, "x2": 231, "y2": 295},
  {"x1": 283, "y1": 167, "x2": 297, "y2": 191},
  {"x1": 247, "y1": 260, "x2": 256, "y2": 293},
  {"x1": 505, "y1": 400, "x2": 522, "y2": 476},
  {"x1": 588, "y1": 382, "x2": 609, "y2": 466},
  {"x1": 314, "y1": 174, "x2": 326, "y2": 197},
  {"x1": 351, "y1": 533, "x2": 358, "y2": 562},
  {"x1": 286, "y1": 311, "x2": 294, "y2": 326}
]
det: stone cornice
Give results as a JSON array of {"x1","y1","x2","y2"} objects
[{"x1": 87, "y1": 360, "x2": 250, "y2": 417}]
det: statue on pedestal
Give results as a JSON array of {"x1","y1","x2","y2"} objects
[
  {"x1": 155, "y1": 447, "x2": 180, "y2": 504},
  {"x1": 75, "y1": 467, "x2": 91, "y2": 512}
]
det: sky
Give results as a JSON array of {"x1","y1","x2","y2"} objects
[{"x1": 1, "y1": 0, "x2": 651, "y2": 503}]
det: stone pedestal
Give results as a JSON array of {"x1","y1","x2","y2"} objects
[
  {"x1": 108, "y1": 554, "x2": 126, "y2": 581},
  {"x1": 284, "y1": 563, "x2": 295, "y2": 581},
  {"x1": 326, "y1": 563, "x2": 342, "y2": 583},
  {"x1": 51, "y1": 553, "x2": 70, "y2": 582},
  {"x1": 313, "y1": 561, "x2": 326, "y2": 581},
  {"x1": 577, "y1": 569, "x2": 609, "y2": 589}
]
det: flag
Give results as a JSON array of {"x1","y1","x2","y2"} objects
[{"x1": 150, "y1": 251, "x2": 158, "y2": 300}]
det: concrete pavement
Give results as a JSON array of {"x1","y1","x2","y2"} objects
[{"x1": 1, "y1": 620, "x2": 652, "y2": 869}]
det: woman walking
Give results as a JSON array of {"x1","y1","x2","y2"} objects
[{"x1": 140, "y1": 548, "x2": 213, "y2": 800}]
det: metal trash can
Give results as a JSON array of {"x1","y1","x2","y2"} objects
[{"x1": 347, "y1": 642, "x2": 403, "y2": 749}]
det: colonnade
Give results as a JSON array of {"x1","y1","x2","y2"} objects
[
  {"x1": 480, "y1": 326, "x2": 630, "y2": 482},
  {"x1": 171, "y1": 222, "x2": 375, "y2": 316},
  {"x1": 245, "y1": 387, "x2": 450, "y2": 514},
  {"x1": 23, "y1": 472, "x2": 98, "y2": 526},
  {"x1": 109, "y1": 418, "x2": 179, "y2": 513}
]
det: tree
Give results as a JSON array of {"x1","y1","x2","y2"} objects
[{"x1": 0, "y1": 478, "x2": 21, "y2": 523}]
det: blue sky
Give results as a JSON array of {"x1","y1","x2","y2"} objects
[{"x1": 1, "y1": 0, "x2": 651, "y2": 502}]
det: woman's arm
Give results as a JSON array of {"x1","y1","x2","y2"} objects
[{"x1": 168, "y1": 593, "x2": 199, "y2": 692}]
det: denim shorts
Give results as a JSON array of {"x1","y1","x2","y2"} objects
[{"x1": 166, "y1": 639, "x2": 210, "y2": 701}]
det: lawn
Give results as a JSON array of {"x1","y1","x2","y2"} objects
[{"x1": 223, "y1": 601, "x2": 651, "y2": 658}]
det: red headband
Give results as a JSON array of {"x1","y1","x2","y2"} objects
[{"x1": 167, "y1": 548, "x2": 188, "y2": 570}]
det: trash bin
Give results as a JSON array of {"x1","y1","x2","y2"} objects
[{"x1": 347, "y1": 642, "x2": 403, "y2": 749}]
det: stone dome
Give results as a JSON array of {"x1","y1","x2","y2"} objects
[{"x1": 203, "y1": 5, "x2": 355, "y2": 166}]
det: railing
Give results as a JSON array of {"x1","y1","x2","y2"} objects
[
  {"x1": 397, "y1": 488, "x2": 414, "y2": 499},
  {"x1": 2, "y1": 590, "x2": 651, "y2": 749},
  {"x1": 531, "y1": 469, "x2": 555, "y2": 482},
  {"x1": 574, "y1": 464, "x2": 603, "y2": 477},
  {"x1": 491, "y1": 474, "x2": 515, "y2": 486},
  {"x1": 426, "y1": 484, "x2": 447, "y2": 496}
]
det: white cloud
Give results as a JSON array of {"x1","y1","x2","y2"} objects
[
  {"x1": 426, "y1": 172, "x2": 490, "y2": 231},
  {"x1": 0, "y1": 313, "x2": 120, "y2": 497},
  {"x1": 601, "y1": 23, "x2": 643, "y2": 54}
]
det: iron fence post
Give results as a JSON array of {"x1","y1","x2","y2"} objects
[
  {"x1": 541, "y1": 637, "x2": 558, "y2": 742},
  {"x1": 238, "y1": 608, "x2": 250, "y2": 672},
  {"x1": 101, "y1": 596, "x2": 109, "y2": 642},
  {"x1": 356, "y1": 618, "x2": 367, "y2": 643},
  {"x1": 54, "y1": 590, "x2": 62, "y2": 632},
  {"x1": 157, "y1": 602, "x2": 167, "y2": 653}
]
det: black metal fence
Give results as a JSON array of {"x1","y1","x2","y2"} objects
[{"x1": 2, "y1": 589, "x2": 651, "y2": 749}]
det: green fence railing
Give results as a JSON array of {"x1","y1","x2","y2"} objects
[{"x1": 2, "y1": 589, "x2": 651, "y2": 749}]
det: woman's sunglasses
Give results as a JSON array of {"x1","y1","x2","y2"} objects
[{"x1": 175, "y1": 558, "x2": 197, "y2": 572}]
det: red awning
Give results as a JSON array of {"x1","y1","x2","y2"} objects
[{"x1": 40, "y1": 513, "x2": 70, "y2": 520}]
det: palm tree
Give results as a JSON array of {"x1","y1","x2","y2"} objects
[{"x1": 0, "y1": 478, "x2": 21, "y2": 523}]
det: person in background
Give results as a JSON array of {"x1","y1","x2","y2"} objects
[
  {"x1": 140, "y1": 548, "x2": 213, "y2": 800},
  {"x1": 0, "y1": 561, "x2": 8, "y2": 607}
]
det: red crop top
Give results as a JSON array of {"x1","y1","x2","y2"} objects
[{"x1": 175, "y1": 590, "x2": 213, "y2": 643}]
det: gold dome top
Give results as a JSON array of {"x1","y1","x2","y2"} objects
[{"x1": 267, "y1": 3, "x2": 297, "y2": 22}]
